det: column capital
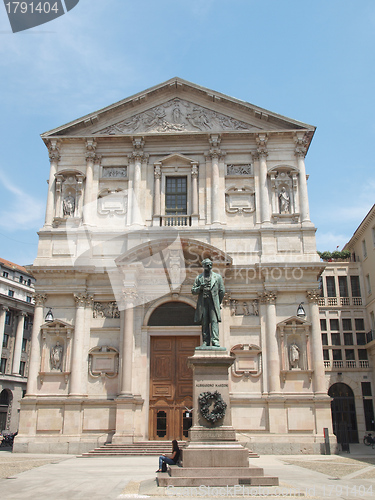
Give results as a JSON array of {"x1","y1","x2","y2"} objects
[
  {"x1": 86, "y1": 139, "x2": 100, "y2": 162},
  {"x1": 132, "y1": 137, "x2": 145, "y2": 150},
  {"x1": 307, "y1": 289, "x2": 321, "y2": 303},
  {"x1": 48, "y1": 140, "x2": 60, "y2": 163},
  {"x1": 74, "y1": 293, "x2": 91, "y2": 307},
  {"x1": 18, "y1": 311, "x2": 28, "y2": 318},
  {"x1": 260, "y1": 290, "x2": 277, "y2": 303},
  {"x1": 122, "y1": 288, "x2": 139, "y2": 304},
  {"x1": 33, "y1": 293, "x2": 47, "y2": 307},
  {"x1": 0, "y1": 305, "x2": 9, "y2": 313},
  {"x1": 256, "y1": 134, "x2": 268, "y2": 157},
  {"x1": 130, "y1": 150, "x2": 148, "y2": 162},
  {"x1": 154, "y1": 163, "x2": 161, "y2": 179},
  {"x1": 191, "y1": 163, "x2": 199, "y2": 177},
  {"x1": 294, "y1": 133, "x2": 308, "y2": 158}
]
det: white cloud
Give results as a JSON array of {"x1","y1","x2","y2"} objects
[
  {"x1": 0, "y1": 171, "x2": 45, "y2": 231},
  {"x1": 315, "y1": 231, "x2": 350, "y2": 252}
]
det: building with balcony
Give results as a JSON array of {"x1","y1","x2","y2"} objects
[
  {"x1": 15, "y1": 78, "x2": 334, "y2": 454},
  {"x1": 0, "y1": 258, "x2": 35, "y2": 433}
]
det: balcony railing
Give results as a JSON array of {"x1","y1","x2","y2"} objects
[
  {"x1": 318, "y1": 297, "x2": 363, "y2": 307},
  {"x1": 324, "y1": 360, "x2": 370, "y2": 369},
  {"x1": 160, "y1": 215, "x2": 191, "y2": 227}
]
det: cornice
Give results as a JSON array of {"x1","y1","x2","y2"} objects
[{"x1": 343, "y1": 204, "x2": 375, "y2": 250}]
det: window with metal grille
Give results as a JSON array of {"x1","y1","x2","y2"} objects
[{"x1": 165, "y1": 177, "x2": 187, "y2": 215}]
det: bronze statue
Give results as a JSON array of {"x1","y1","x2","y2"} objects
[{"x1": 191, "y1": 258, "x2": 225, "y2": 347}]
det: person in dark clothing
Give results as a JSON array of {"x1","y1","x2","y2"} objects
[{"x1": 156, "y1": 440, "x2": 180, "y2": 472}]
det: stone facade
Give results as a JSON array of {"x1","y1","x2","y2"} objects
[
  {"x1": 0, "y1": 258, "x2": 35, "y2": 433},
  {"x1": 15, "y1": 78, "x2": 334, "y2": 454}
]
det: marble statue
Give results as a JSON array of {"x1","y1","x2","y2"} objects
[
  {"x1": 191, "y1": 258, "x2": 225, "y2": 347},
  {"x1": 289, "y1": 343, "x2": 300, "y2": 369},
  {"x1": 279, "y1": 187, "x2": 290, "y2": 214},
  {"x1": 51, "y1": 341, "x2": 63, "y2": 371},
  {"x1": 63, "y1": 195, "x2": 75, "y2": 217}
]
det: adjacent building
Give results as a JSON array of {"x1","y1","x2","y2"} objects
[
  {"x1": 15, "y1": 78, "x2": 334, "y2": 454},
  {"x1": 0, "y1": 258, "x2": 35, "y2": 433}
]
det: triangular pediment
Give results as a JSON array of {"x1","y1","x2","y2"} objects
[
  {"x1": 277, "y1": 316, "x2": 311, "y2": 328},
  {"x1": 40, "y1": 319, "x2": 73, "y2": 329},
  {"x1": 42, "y1": 77, "x2": 315, "y2": 138}
]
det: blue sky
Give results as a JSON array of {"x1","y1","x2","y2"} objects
[{"x1": 0, "y1": 0, "x2": 374, "y2": 265}]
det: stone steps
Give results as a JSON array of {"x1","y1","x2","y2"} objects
[{"x1": 157, "y1": 466, "x2": 278, "y2": 487}]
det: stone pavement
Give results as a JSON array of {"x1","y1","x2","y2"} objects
[{"x1": 0, "y1": 445, "x2": 375, "y2": 499}]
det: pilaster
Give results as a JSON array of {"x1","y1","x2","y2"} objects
[
  {"x1": 260, "y1": 291, "x2": 280, "y2": 394},
  {"x1": 44, "y1": 140, "x2": 60, "y2": 227},
  {"x1": 12, "y1": 311, "x2": 27, "y2": 375},
  {"x1": 307, "y1": 289, "x2": 327, "y2": 396},
  {"x1": 256, "y1": 134, "x2": 270, "y2": 224},
  {"x1": 295, "y1": 133, "x2": 311, "y2": 224},
  {"x1": 26, "y1": 294, "x2": 47, "y2": 396}
]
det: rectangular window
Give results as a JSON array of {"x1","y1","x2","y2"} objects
[
  {"x1": 8, "y1": 290, "x2": 14, "y2": 297},
  {"x1": 363, "y1": 399, "x2": 375, "y2": 431},
  {"x1": 344, "y1": 333, "x2": 353, "y2": 345},
  {"x1": 26, "y1": 296, "x2": 32, "y2": 303},
  {"x1": 326, "y1": 276, "x2": 336, "y2": 297},
  {"x1": 331, "y1": 333, "x2": 341, "y2": 345},
  {"x1": 5, "y1": 311, "x2": 11, "y2": 325},
  {"x1": 345, "y1": 349, "x2": 355, "y2": 360},
  {"x1": 362, "y1": 239, "x2": 368, "y2": 259},
  {"x1": 358, "y1": 349, "x2": 368, "y2": 360},
  {"x1": 19, "y1": 275, "x2": 23, "y2": 283},
  {"x1": 2, "y1": 271, "x2": 8, "y2": 278},
  {"x1": 19, "y1": 361, "x2": 26, "y2": 377},
  {"x1": 0, "y1": 358, "x2": 6, "y2": 373},
  {"x1": 332, "y1": 349, "x2": 342, "y2": 360},
  {"x1": 165, "y1": 177, "x2": 187, "y2": 215},
  {"x1": 362, "y1": 382, "x2": 372, "y2": 397},
  {"x1": 323, "y1": 349, "x2": 329, "y2": 360},
  {"x1": 320, "y1": 319, "x2": 327, "y2": 331},
  {"x1": 22, "y1": 338, "x2": 27, "y2": 352},
  {"x1": 2, "y1": 334, "x2": 9, "y2": 348},
  {"x1": 366, "y1": 274, "x2": 372, "y2": 295},
  {"x1": 355, "y1": 318, "x2": 365, "y2": 331},
  {"x1": 342, "y1": 318, "x2": 352, "y2": 330},
  {"x1": 330, "y1": 319, "x2": 339, "y2": 331},
  {"x1": 356, "y1": 333, "x2": 366, "y2": 345},
  {"x1": 350, "y1": 276, "x2": 361, "y2": 297},
  {"x1": 322, "y1": 333, "x2": 328, "y2": 345},
  {"x1": 338, "y1": 276, "x2": 349, "y2": 297}
]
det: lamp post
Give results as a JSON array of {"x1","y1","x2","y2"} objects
[
  {"x1": 297, "y1": 302, "x2": 306, "y2": 318},
  {"x1": 45, "y1": 308, "x2": 54, "y2": 323}
]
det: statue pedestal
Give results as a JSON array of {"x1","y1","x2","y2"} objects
[{"x1": 158, "y1": 349, "x2": 278, "y2": 487}]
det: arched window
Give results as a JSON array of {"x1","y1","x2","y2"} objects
[{"x1": 148, "y1": 302, "x2": 195, "y2": 326}]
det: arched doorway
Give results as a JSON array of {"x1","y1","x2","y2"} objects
[
  {"x1": 328, "y1": 383, "x2": 358, "y2": 444},
  {"x1": 0, "y1": 389, "x2": 12, "y2": 432},
  {"x1": 148, "y1": 301, "x2": 200, "y2": 440}
]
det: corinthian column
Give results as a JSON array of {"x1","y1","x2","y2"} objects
[
  {"x1": 261, "y1": 291, "x2": 280, "y2": 394},
  {"x1": 12, "y1": 311, "x2": 26, "y2": 375},
  {"x1": 256, "y1": 134, "x2": 270, "y2": 223},
  {"x1": 153, "y1": 163, "x2": 161, "y2": 226},
  {"x1": 307, "y1": 290, "x2": 327, "y2": 395},
  {"x1": 26, "y1": 294, "x2": 47, "y2": 396},
  {"x1": 70, "y1": 294, "x2": 91, "y2": 396},
  {"x1": 0, "y1": 306, "x2": 9, "y2": 360},
  {"x1": 129, "y1": 138, "x2": 147, "y2": 226},
  {"x1": 83, "y1": 139, "x2": 97, "y2": 225},
  {"x1": 208, "y1": 135, "x2": 224, "y2": 225},
  {"x1": 44, "y1": 140, "x2": 60, "y2": 227},
  {"x1": 295, "y1": 133, "x2": 310, "y2": 223},
  {"x1": 119, "y1": 290, "x2": 137, "y2": 397}
]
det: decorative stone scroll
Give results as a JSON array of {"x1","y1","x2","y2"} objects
[
  {"x1": 88, "y1": 346, "x2": 119, "y2": 378},
  {"x1": 97, "y1": 189, "x2": 127, "y2": 216},
  {"x1": 230, "y1": 344, "x2": 262, "y2": 378},
  {"x1": 95, "y1": 98, "x2": 253, "y2": 135},
  {"x1": 101, "y1": 166, "x2": 127, "y2": 178},
  {"x1": 225, "y1": 187, "x2": 255, "y2": 214},
  {"x1": 93, "y1": 301, "x2": 120, "y2": 318},
  {"x1": 226, "y1": 164, "x2": 252, "y2": 176}
]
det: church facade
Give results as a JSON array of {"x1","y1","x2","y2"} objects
[{"x1": 15, "y1": 78, "x2": 334, "y2": 454}]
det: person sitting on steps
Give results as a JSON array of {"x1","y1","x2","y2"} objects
[{"x1": 156, "y1": 440, "x2": 180, "y2": 472}]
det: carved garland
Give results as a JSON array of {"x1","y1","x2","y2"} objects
[{"x1": 198, "y1": 391, "x2": 227, "y2": 423}]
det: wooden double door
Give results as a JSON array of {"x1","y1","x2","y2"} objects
[{"x1": 149, "y1": 335, "x2": 200, "y2": 440}]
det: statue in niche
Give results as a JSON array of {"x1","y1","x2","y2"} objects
[
  {"x1": 50, "y1": 341, "x2": 63, "y2": 371},
  {"x1": 191, "y1": 258, "x2": 225, "y2": 347},
  {"x1": 279, "y1": 187, "x2": 290, "y2": 214},
  {"x1": 289, "y1": 343, "x2": 300, "y2": 369},
  {"x1": 63, "y1": 195, "x2": 75, "y2": 217}
]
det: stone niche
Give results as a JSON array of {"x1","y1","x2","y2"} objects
[
  {"x1": 269, "y1": 166, "x2": 299, "y2": 223},
  {"x1": 53, "y1": 169, "x2": 85, "y2": 227},
  {"x1": 277, "y1": 316, "x2": 313, "y2": 381},
  {"x1": 39, "y1": 320, "x2": 73, "y2": 383}
]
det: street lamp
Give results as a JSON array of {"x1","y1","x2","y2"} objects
[
  {"x1": 45, "y1": 308, "x2": 54, "y2": 323},
  {"x1": 297, "y1": 303, "x2": 306, "y2": 318}
]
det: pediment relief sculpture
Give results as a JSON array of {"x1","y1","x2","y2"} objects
[{"x1": 95, "y1": 98, "x2": 257, "y2": 135}]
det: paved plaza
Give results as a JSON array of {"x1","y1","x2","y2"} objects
[{"x1": 1, "y1": 446, "x2": 375, "y2": 499}]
